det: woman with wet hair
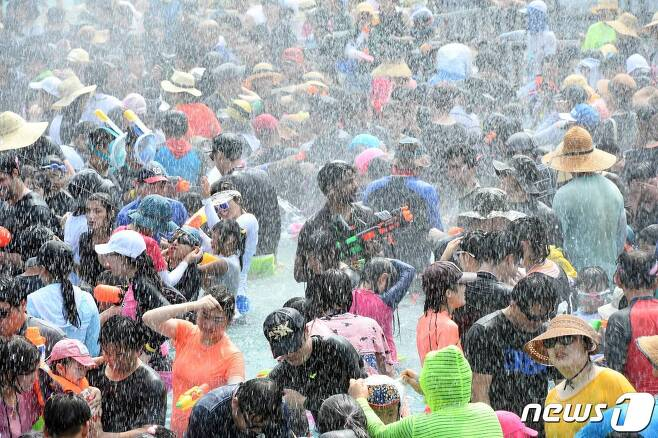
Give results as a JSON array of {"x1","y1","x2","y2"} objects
[
  {"x1": 317, "y1": 394, "x2": 369, "y2": 438},
  {"x1": 27, "y1": 240, "x2": 100, "y2": 355},
  {"x1": 199, "y1": 219, "x2": 246, "y2": 296}
]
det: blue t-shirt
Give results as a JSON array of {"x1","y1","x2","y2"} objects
[{"x1": 154, "y1": 147, "x2": 202, "y2": 186}]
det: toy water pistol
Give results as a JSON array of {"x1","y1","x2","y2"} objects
[
  {"x1": 176, "y1": 384, "x2": 210, "y2": 411},
  {"x1": 0, "y1": 227, "x2": 11, "y2": 248},
  {"x1": 93, "y1": 285, "x2": 124, "y2": 305},
  {"x1": 335, "y1": 206, "x2": 413, "y2": 266}
]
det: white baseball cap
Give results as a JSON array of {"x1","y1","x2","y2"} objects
[
  {"x1": 520, "y1": 0, "x2": 547, "y2": 14},
  {"x1": 29, "y1": 75, "x2": 62, "y2": 98},
  {"x1": 95, "y1": 230, "x2": 146, "y2": 259}
]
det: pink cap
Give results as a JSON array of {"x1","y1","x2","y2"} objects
[
  {"x1": 496, "y1": 411, "x2": 538, "y2": 437},
  {"x1": 354, "y1": 148, "x2": 386, "y2": 175},
  {"x1": 47, "y1": 339, "x2": 97, "y2": 368},
  {"x1": 252, "y1": 114, "x2": 279, "y2": 135}
]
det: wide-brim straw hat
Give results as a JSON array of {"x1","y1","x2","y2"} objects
[
  {"x1": 606, "y1": 12, "x2": 639, "y2": 37},
  {"x1": 0, "y1": 111, "x2": 48, "y2": 151},
  {"x1": 525, "y1": 315, "x2": 600, "y2": 365},
  {"x1": 591, "y1": 0, "x2": 618, "y2": 14},
  {"x1": 636, "y1": 336, "x2": 658, "y2": 368},
  {"x1": 161, "y1": 70, "x2": 202, "y2": 97},
  {"x1": 643, "y1": 12, "x2": 658, "y2": 29},
  {"x1": 542, "y1": 126, "x2": 616, "y2": 173},
  {"x1": 371, "y1": 62, "x2": 412, "y2": 79},
  {"x1": 52, "y1": 76, "x2": 97, "y2": 109},
  {"x1": 244, "y1": 63, "x2": 284, "y2": 90}
]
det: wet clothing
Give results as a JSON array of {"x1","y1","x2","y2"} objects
[
  {"x1": 155, "y1": 145, "x2": 202, "y2": 186},
  {"x1": 357, "y1": 346, "x2": 503, "y2": 437},
  {"x1": 176, "y1": 102, "x2": 222, "y2": 140},
  {"x1": 186, "y1": 384, "x2": 291, "y2": 438},
  {"x1": 552, "y1": 174, "x2": 626, "y2": 280},
  {"x1": 363, "y1": 175, "x2": 443, "y2": 269},
  {"x1": 605, "y1": 296, "x2": 658, "y2": 394},
  {"x1": 268, "y1": 335, "x2": 367, "y2": 417},
  {"x1": 0, "y1": 389, "x2": 41, "y2": 437},
  {"x1": 465, "y1": 310, "x2": 556, "y2": 432},
  {"x1": 544, "y1": 368, "x2": 635, "y2": 438},
  {"x1": 0, "y1": 191, "x2": 58, "y2": 256},
  {"x1": 416, "y1": 310, "x2": 461, "y2": 366},
  {"x1": 171, "y1": 320, "x2": 245, "y2": 436},
  {"x1": 78, "y1": 231, "x2": 108, "y2": 287},
  {"x1": 27, "y1": 282, "x2": 101, "y2": 356},
  {"x1": 88, "y1": 363, "x2": 167, "y2": 433},
  {"x1": 18, "y1": 316, "x2": 65, "y2": 358},
  {"x1": 453, "y1": 272, "x2": 512, "y2": 346}
]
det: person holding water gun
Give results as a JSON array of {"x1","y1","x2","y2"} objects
[{"x1": 143, "y1": 285, "x2": 245, "y2": 436}]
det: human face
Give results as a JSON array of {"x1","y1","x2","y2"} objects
[
  {"x1": 56, "y1": 360, "x2": 88, "y2": 385},
  {"x1": 372, "y1": 403, "x2": 400, "y2": 425},
  {"x1": 16, "y1": 368, "x2": 38, "y2": 393},
  {"x1": 330, "y1": 172, "x2": 358, "y2": 204},
  {"x1": 102, "y1": 343, "x2": 138, "y2": 374},
  {"x1": 447, "y1": 284, "x2": 466, "y2": 310},
  {"x1": 196, "y1": 308, "x2": 228, "y2": 338},
  {"x1": 86, "y1": 200, "x2": 109, "y2": 231},
  {"x1": 242, "y1": 410, "x2": 267, "y2": 434},
  {"x1": 0, "y1": 301, "x2": 25, "y2": 337},
  {"x1": 279, "y1": 335, "x2": 309, "y2": 366},
  {"x1": 218, "y1": 198, "x2": 242, "y2": 220},
  {"x1": 545, "y1": 335, "x2": 589, "y2": 370},
  {"x1": 517, "y1": 302, "x2": 553, "y2": 332},
  {"x1": 100, "y1": 253, "x2": 131, "y2": 278},
  {"x1": 212, "y1": 152, "x2": 234, "y2": 175},
  {"x1": 0, "y1": 171, "x2": 17, "y2": 201}
]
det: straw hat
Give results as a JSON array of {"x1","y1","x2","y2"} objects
[
  {"x1": 371, "y1": 62, "x2": 412, "y2": 79},
  {"x1": 636, "y1": 336, "x2": 658, "y2": 368},
  {"x1": 66, "y1": 48, "x2": 90, "y2": 65},
  {"x1": 0, "y1": 112, "x2": 48, "y2": 151},
  {"x1": 302, "y1": 71, "x2": 328, "y2": 85},
  {"x1": 606, "y1": 12, "x2": 639, "y2": 37},
  {"x1": 52, "y1": 76, "x2": 97, "y2": 109},
  {"x1": 644, "y1": 12, "x2": 658, "y2": 29},
  {"x1": 542, "y1": 126, "x2": 616, "y2": 173},
  {"x1": 244, "y1": 63, "x2": 284, "y2": 90},
  {"x1": 161, "y1": 70, "x2": 202, "y2": 97},
  {"x1": 524, "y1": 315, "x2": 600, "y2": 365},
  {"x1": 591, "y1": 0, "x2": 618, "y2": 14},
  {"x1": 77, "y1": 25, "x2": 109, "y2": 45}
]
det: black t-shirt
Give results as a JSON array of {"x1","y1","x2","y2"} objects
[
  {"x1": 78, "y1": 232, "x2": 106, "y2": 287},
  {"x1": 269, "y1": 335, "x2": 367, "y2": 417},
  {"x1": 186, "y1": 384, "x2": 290, "y2": 438},
  {"x1": 87, "y1": 363, "x2": 167, "y2": 433},
  {"x1": 464, "y1": 311, "x2": 556, "y2": 432},
  {"x1": 0, "y1": 191, "x2": 59, "y2": 255},
  {"x1": 17, "y1": 136, "x2": 66, "y2": 167}
]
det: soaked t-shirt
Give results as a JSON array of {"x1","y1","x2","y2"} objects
[{"x1": 88, "y1": 363, "x2": 167, "y2": 433}]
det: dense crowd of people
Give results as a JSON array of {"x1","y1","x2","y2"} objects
[{"x1": 1, "y1": 0, "x2": 658, "y2": 436}]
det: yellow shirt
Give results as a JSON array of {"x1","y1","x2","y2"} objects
[{"x1": 544, "y1": 367, "x2": 635, "y2": 438}]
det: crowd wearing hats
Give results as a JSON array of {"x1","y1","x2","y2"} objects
[{"x1": 1, "y1": 0, "x2": 658, "y2": 437}]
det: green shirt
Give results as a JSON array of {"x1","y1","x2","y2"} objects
[{"x1": 582, "y1": 22, "x2": 617, "y2": 51}]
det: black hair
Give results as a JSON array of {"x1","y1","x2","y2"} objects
[
  {"x1": 317, "y1": 394, "x2": 368, "y2": 438},
  {"x1": 479, "y1": 230, "x2": 515, "y2": 264},
  {"x1": 38, "y1": 241, "x2": 80, "y2": 328},
  {"x1": 209, "y1": 180, "x2": 239, "y2": 197},
  {"x1": 615, "y1": 251, "x2": 656, "y2": 290},
  {"x1": 575, "y1": 267, "x2": 609, "y2": 293},
  {"x1": 638, "y1": 224, "x2": 658, "y2": 247},
  {"x1": 422, "y1": 262, "x2": 462, "y2": 313},
  {"x1": 510, "y1": 273, "x2": 560, "y2": 314},
  {"x1": 206, "y1": 285, "x2": 236, "y2": 322},
  {"x1": 307, "y1": 269, "x2": 353, "y2": 318},
  {"x1": 0, "y1": 336, "x2": 40, "y2": 390},
  {"x1": 160, "y1": 110, "x2": 189, "y2": 139},
  {"x1": 87, "y1": 192, "x2": 118, "y2": 235},
  {"x1": 211, "y1": 219, "x2": 246, "y2": 270},
  {"x1": 44, "y1": 393, "x2": 91, "y2": 438},
  {"x1": 431, "y1": 85, "x2": 458, "y2": 113},
  {"x1": 317, "y1": 161, "x2": 356, "y2": 195},
  {"x1": 360, "y1": 257, "x2": 397, "y2": 291},
  {"x1": 19, "y1": 225, "x2": 55, "y2": 261},
  {"x1": 282, "y1": 297, "x2": 306, "y2": 317},
  {"x1": 442, "y1": 144, "x2": 476, "y2": 168},
  {"x1": 0, "y1": 151, "x2": 20, "y2": 175},
  {"x1": 179, "y1": 192, "x2": 203, "y2": 216},
  {"x1": 99, "y1": 315, "x2": 143, "y2": 351},
  {"x1": 235, "y1": 378, "x2": 284, "y2": 422},
  {"x1": 210, "y1": 133, "x2": 245, "y2": 161},
  {"x1": 88, "y1": 127, "x2": 115, "y2": 152},
  {"x1": 0, "y1": 277, "x2": 26, "y2": 307},
  {"x1": 127, "y1": 252, "x2": 166, "y2": 290},
  {"x1": 459, "y1": 230, "x2": 487, "y2": 259},
  {"x1": 562, "y1": 85, "x2": 588, "y2": 107},
  {"x1": 625, "y1": 161, "x2": 656, "y2": 183},
  {"x1": 508, "y1": 217, "x2": 550, "y2": 264}
]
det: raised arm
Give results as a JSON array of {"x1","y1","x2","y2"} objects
[{"x1": 380, "y1": 259, "x2": 416, "y2": 309}]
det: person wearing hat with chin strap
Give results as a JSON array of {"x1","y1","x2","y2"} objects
[
  {"x1": 161, "y1": 70, "x2": 222, "y2": 141},
  {"x1": 525, "y1": 314, "x2": 635, "y2": 438},
  {"x1": 543, "y1": 126, "x2": 626, "y2": 281}
]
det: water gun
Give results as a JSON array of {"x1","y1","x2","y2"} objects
[
  {"x1": 256, "y1": 369, "x2": 271, "y2": 378},
  {"x1": 176, "y1": 384, "x2": 210, "y2": 411},
  {"x1": 0, "y1": 227, "x2": 11, "y2": 248},
  {"x1": 93, "y1": 285, "x2": 124, "y2": 305},
  {"x1": 335, "y1": 206, "x2": 413, "y2": 264}
]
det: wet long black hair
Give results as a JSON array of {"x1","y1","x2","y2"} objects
[
  {"x1": 359, "y1": 257, "x2": 397, "y2": 293},
  {"x1": 86, "y1": 192, "x2": 118, "y2": 236},
  {"x1": 211, "y1": 219, "x2": 246, "y2": 270},
  {"x1": 38, "y1": 241, "x2": 80, "y2": 327},
  {"x1": 0, "y1": 336, "x2": 40, "y2": 391}
]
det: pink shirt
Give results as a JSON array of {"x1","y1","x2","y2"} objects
[
  {"x1": 0, "y1": 391, "x2": 40, "y2": 436},
  {"x1": 350, "y1": 288, "x2": 397, "y2": 361}
]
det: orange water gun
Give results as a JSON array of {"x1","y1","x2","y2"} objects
[
  {"x1": 93, "y1": 285, "x2": 124, "y2": 305},
  {"x1": 176, "y1": 384, "x2": 210, "y2": 411}
]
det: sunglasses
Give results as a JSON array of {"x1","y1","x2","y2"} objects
[
  {"x1": 41, "y1": 163, "x2": 67, "y2": 173},
  {"x1": 543, "y1": 335, "x2": 577, "y2": 349},
  {"x1": 217, "y1": 201, "x2": 230, "y2": 211}
]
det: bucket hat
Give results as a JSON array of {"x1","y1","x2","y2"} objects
[
  {"x1": 52, "y1": 76, "x2": 97, "y2": 109},
  {"x1": 542, "y1": 126, "x2": 616, "y2": 173},
  {"x1": 524, "y1": 315, "x2": 600, "y2": 365},
  {"x1": 29, "y1": 75, "x2": 62, "y2": 98},
  {"x1": 128, "y1": 194, "x2": 178, "y2": 235},
  {"x1": 161, "y1": 70, "x2": 202, "y2": 97},
  {"x1": 606, "y1": 12, "x2": 639, "y2": 37},
  {"x1": 0, "y1": 112, "x2": 48, "y2": 151},
  {"x1": 263, "y1": 307, "x2": 306, "y2": 357},
  {"x1": 371, "y1": 62, "x2": 412, "y2": 79}
]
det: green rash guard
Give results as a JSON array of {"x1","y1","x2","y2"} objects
[{"x1": 357, "y1": 346, "x2": 504, "y2": 438}]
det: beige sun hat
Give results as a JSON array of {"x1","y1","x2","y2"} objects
[
  {"x1": 160, "y1": 70, "x2": 202, "y2": 97},
  {"x1": 606, "y1": 12, "x2": 640, "y2": 37},
  {"x1": 52, "y1": 76, "x2": 97, "y2": 110},
  {"x1": 66, "y1": 48, "x2": 90, "y2": 65},
  {"x1": 524, "y1": 315, "x2": 600, "y2": 366},
  {"x1": 0, "y1": 112, "x2": 48, "y2": 151},
  {"x1": 542, "y1": 126, "x2": 617, "y2": 173},
  {"x1": 244, "y1": 63, "x2": 284, "y2": 90}
]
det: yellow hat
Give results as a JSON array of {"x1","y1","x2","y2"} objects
[{"x1": 160, "y1": 70, "x2": 202, "y2": 97}]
